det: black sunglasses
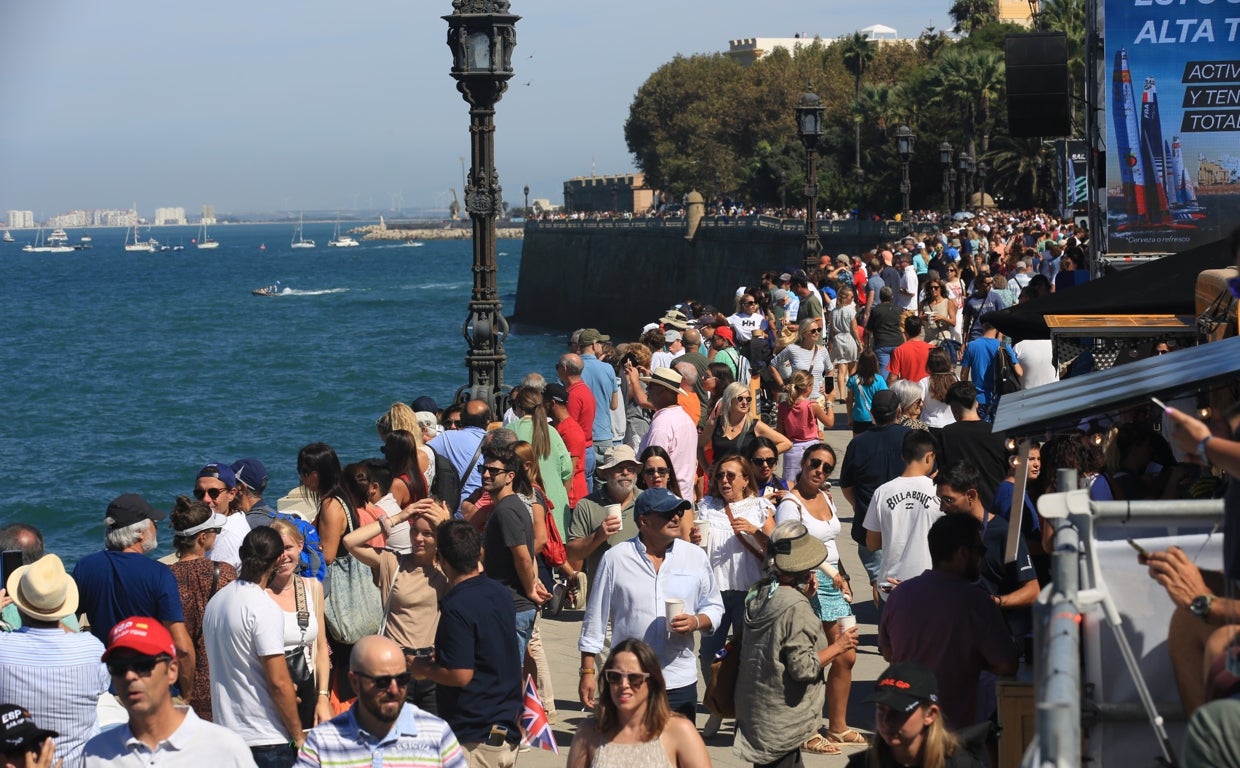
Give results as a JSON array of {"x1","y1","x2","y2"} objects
[
  {"x1": 806, "y1": 457, "x2": 835, "y2": 474},
  {"x1": 193, "y1": 487, "x2": 226, "y2": 501},
  {"x1": 354, "y1": 671, "x2": 412, "y2": 689},
  {"x1": 751, "y1": 456, "x2": 777, "y2": 466},
  {"x1": 107, "y1": 654, "x2": 172, "y2": 677},
  {"x1": 604, "y1": 669, "x2": 651, "y2": 687}
]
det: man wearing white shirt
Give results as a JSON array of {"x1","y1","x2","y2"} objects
[
  {"x1": 650, "y1": 330, "x2": 685, "y2": 371},
  {"x1": 578, "y1": 488, "x2": 724, "y2": 720},
  {"x1": 863, "y1": 431, "x2": 943, "y2": 599}
]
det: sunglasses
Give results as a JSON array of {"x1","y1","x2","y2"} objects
[
  {"x1": 444, "y1": 419, "x2": 462, "y2": 427},
  {"x1": 604, "y1": 669, "x2": 651, "y2": 687},
  {"x1": 715, "y1": 470, "x2": 743, "y2": 482},
  {"x1": 806, "y1": 457, "x2": 835, "y2": 473},
  {"x1": 479, "y1": 466, "x2": 509, "y2": 477},
  {"x1": 107, "y1": 654, "x2": 172, "y2": 677},
  {"x1": 193, "y1": 487, "x2": 227, "y2": 501},
  {"x1": 808, "y1": 327, "x2": 822, "y2": 334},
  {"x1": 646, "y1": 508, "x2": 684, "y2": 520},
  {"x1": 751, "y1": 456, "x2": 777, "y2": 466},
  {"x1": 354, "y1": 671, "x2": 412, "y2": 689},
  {"x1": 735, "y1": 396, "x2": 753, "y2": 404},
  {"x1": 642, "y1": 467, "x2": 669, "y2": 476}
]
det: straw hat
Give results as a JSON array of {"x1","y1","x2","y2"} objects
[
  {"x1": 6, "y1": 554, "x2": 79, "y2": 622},
  {"x1": 770, "y1": 529, "x2": 827, "y2": 574}
]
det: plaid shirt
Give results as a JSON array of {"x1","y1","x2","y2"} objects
[{"x1": 296, "y1": 703, "x2": 465, "y2": 768}]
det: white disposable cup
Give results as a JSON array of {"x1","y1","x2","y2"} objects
[
  {"x1": 665, "y1": 598, "x2": 685, "y2": 624},
  {"x1": 837, "y1": 615, "x2": 857, "y2": 632},
  {"x1": 695, "y1": 519, "x2": 710, "y2": 549},
  {"x1": 604, "y1": 504, "x2": 622, "y2": 521}
]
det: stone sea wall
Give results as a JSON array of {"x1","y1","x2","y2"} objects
[
  {"x1": 514, "y1": 216, "x2": 906, "y2": 334},
  {"x1": 356, "y1": 225, "x2": 524, "y2": 241}
]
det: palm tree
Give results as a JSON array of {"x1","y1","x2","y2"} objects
[
  {"x1": 986, "y1": 135, "x2": 1055, "y2": 208},
  {"x1": 949, "y1": 0, "x2": 999, "y2": 35},
  {"x1": 840, "y1": 32, "x2": 876, "y2": 194},
  {"x1": 1035, "y1": 0, "x2": 1086, "y2": 134},
  {"x1": 925, "y1": 48, "x2": 1005, "y2": 158}
]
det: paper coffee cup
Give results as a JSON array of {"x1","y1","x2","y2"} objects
[
  {"x1": 695, "y1": 519, "x2": 710, "y2": 549},
  {"x1": 837, "y1": 615, "x2": 857, "y2": 632},
  {"x1": 665, "y1": 598, "x2": 685, "y2": 623},
  {"x1": 604, "y1": 504, "x2": 622, "y2": 521}
]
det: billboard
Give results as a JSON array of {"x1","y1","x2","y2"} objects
[{"x1": 1105, "y1": 0, "x2": 1240, "y2": 254}]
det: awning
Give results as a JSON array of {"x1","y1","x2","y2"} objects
[
  {"x1": 992, "y1": 335, "x2": 1240, "y2": 435},
  {"x1": 985, "y1": 235, "x2": 1236, "y2": 340}
]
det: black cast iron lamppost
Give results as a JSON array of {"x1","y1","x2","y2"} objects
[
  {"x1": 444, "y1": 0, "x2": 519, "y2": 413},
  {"x1": 896, "y1": 125, "x2": 914, "y2": 221},
  {"x1": 939, "y1": 141, "x2": 953, "y2": 214},
  {"x1": 796, "y1": 86, "x2": 825, "y2": 270},
  {"x1": 523, "y1": 184, "x2": 529, "y2": 217},
  {"x1": 957, "y1": 152, "x2": 971, "y2": 211},
  {"x1": 976, "y1": 161, "x2": 988, "y2": 209}
]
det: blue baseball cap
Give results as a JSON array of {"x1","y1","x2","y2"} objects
[
  {"x1": 633, "y1": 488, "x2": 692, "y2": 522},
  {"x1": 231, "y1": 458, "x2": 268, "y2": 492},
  {"x1": 196, "y1": 462, "x2": 237, "y2": 488}
]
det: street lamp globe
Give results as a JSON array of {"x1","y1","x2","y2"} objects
[
  {"x1": 796, "y1": 89, "x2": 825, "y2": 151},
  {"x1": 896, "y1": 125, "x2": 914, "y2": 161},
  {"x1": 939, "y1": 141, "x2": 953, "y2": 166}
]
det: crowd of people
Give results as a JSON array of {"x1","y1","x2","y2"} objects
[{"x1": 1, "y1": 210, "x2": 1237, "y2": 768}]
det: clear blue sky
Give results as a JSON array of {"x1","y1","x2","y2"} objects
[{"x1": 0, "y1": 0, "x2": 951, "y2": 217}]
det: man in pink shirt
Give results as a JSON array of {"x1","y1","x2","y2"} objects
[{"x1": 636, "y1": 368, "x2": 697, "y2": 500}]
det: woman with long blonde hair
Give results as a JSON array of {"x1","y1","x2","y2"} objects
[{"x1": 699, "y1": 382, "x2": 790, "y2": 475}]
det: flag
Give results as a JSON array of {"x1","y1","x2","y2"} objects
[{"x1": 520, "y1": 674, "x2": 558, "y2": 753}]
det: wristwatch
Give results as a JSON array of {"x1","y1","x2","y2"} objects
[{"x1": 1189, "y1": 594, "x2": 1214, "y2": 621}]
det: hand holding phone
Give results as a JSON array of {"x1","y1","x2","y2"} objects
[{"x1": 1151, "y1": 396, "x2": 1169, "y2": 412}]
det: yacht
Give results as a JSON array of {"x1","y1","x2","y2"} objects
[
  {"x1": 196, "y1": 221, "x2": 219, "y2": 250},
  {"x1": 291, "y1": 214, "x2": 315, "y2": 249},
  {"x1": 22, "y1": 228, "x2": 74, "y2": 253},
  {"x1": 326, "y1": 220, "x2": 358, "y2": 248},
  {"x1": 47, "y1": 228, "x2": 69, "y2": 245},
  {"x1": 124, "y1": 223, "x2": 157, "y2": 253}
]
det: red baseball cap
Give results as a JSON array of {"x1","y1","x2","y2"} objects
[{"x1": 101, "y1": 617, "x2": 176, "y2": 661}]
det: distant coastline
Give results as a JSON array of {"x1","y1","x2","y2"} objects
[{"x1": 352, "y1": 224, "x2": 524, "y2": 241}]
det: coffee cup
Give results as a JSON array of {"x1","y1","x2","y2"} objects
[
  {"x1": 837, "y1": 615, "x2": 857, "y2": 632},
  {"x1": 604, "y1": 504, "x2": 622, "y2": 521},
  {"x1": 665, "y1": 598, "x2": 685, "y2": 624},
  {"x1": 694, "y1": 519, "x2": 710, "y2": 549}
]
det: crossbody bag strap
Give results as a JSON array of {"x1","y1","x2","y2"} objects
[
  {"x1": 293, "y1": 575, "x2": 310, "y2": 645},
  {"x1": 462, "y1": 440, "x2": 486, "y2": 486},
  {"x1": 210, "y1": 561, "x2": 221, "y2": 598},
  {"x1": 722, "y1": 502, "x2": 765, "y2": 561}
]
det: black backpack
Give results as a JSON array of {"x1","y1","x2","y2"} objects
[
  {"x1": 431, "y1": 452, "x2": 462, "y2": 512},
  {"x1": 992, "y1": 344, "x2": 1022, "y2": 398}
]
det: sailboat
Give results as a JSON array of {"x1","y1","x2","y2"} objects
[
  {"x1": 290, "y1": 214, "x2": 315, "y2": 249},
  {"x1": 3, "y1": 231, "x2": 14, "y2": 243},
  {"x1": 326, "y1": 219, "x2": 358, "y2": 248},
  {"x1": 23, "y1": 228, "x2": 74, "y2": 253},
  {"x1": 124, "y1": 207, "x2": 157, "y2": 252},
  {"x1": 195, "y1": 221, "x2": 219, "y2": 250}
]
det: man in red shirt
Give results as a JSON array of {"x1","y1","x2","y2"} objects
[
  {"x1": 544, "y1": 382, "x2": 588, "y2": 509},
  {"x1": 887, "y1": 315, "x2": 932, "y2": 383},
  {"x1": 556, "y1": 353, "x2": 595, "y2": 458}
]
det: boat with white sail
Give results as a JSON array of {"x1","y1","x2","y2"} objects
[
  {"x1": 326, "y1": 220, "x2": 358, "y2": 248},
  {"x1": 195, "y1": 221, "x2": 219, "y2": 250},
  {"x1": 291, "y1": 215, "x2": 315, "y2": 249}
]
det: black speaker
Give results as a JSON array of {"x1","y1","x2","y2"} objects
[{"x1": 1005, "y1": 32, "x2": 1071, "y2": 137}]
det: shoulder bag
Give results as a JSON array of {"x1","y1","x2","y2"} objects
[
  {"x1": 284, "y1": 577, "x2": 318, "y2": 729},
  {"x1": 703, "y1": 625, "x2": 742, "y2": 717},
  {"x1": 323, "y1": 498, "x2": 383, "y2": 644}
]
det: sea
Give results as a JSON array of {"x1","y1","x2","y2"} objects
[{"x1": 0, "y1": 222, "x2": 564, "y2": 566}]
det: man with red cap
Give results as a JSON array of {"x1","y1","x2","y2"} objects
[
  {"x1": 709, "y1": 326, "x2": 747, "y2": 382},
  {"x1": 82, "y1": 617, "x2": 254, "y2": 767}
]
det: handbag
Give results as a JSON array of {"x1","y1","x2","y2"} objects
[
  {"x1": 284, "y1": 577, "x2": 318, "y2": 729},
  {"x1": 703, "y1": 630, "x2": 742, "y2": 717},
  {"x1": 323, "y1": 499, "x2": 383, "y2": 644},
  {"x1": 541, "y1": 505, "x2": 567, "y2": 567}
]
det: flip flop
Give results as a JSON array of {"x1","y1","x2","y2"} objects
[{"x1": 801, "y1": 734, "x2": 841, "y2": 755}]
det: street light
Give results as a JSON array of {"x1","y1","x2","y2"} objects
[
  {"x1": 896, "y1": 125, "x2": 914, "y2": 221},
  {"x1": 853, "y1": 166, "x2": 866, "y2": 213},
  {"x1": 957, "y1": 152, "x2": 971, "y2": 211},
  {"x1": 777, "y1": 170, "x2": 787, "y2": 215},
  {"x1": 523, "y1": 184, "x2": 529, "y2": 217},
  {"x1": 976, "y1": 161, "x2": 988, "y2": 209},
  {"x1": 444, "y1": 0, "x2": 520, "y2": 413},
  {"x1": 939, "y1": 141, "x2": 953, "y2": 214},
  {"x1": 796, "y1": 86, "x2": 825, "y2": 270}
]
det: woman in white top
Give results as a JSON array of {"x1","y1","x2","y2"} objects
[
  {"x1": 769, "y1": 318, "x2": 831, "y2": 400},
  {"x1": 919, "y1": 348, "x2": 958, "y2": 429},
  {"x1": 774, "y1": 443, "x2": 865, "y2": 747},
  {"x1": 266, "y1": 518, "x2": 332, "y2": 730}
]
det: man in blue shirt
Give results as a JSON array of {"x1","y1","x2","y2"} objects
[
  {"x1": 960, "y1": 322, "x2": 1021, "y2": 422},
  {"x1": 298, "y1": 636, "x2": 465, "y2": 768},
  {"x1": 578, "y1": 329, "x2": 620, "y2": 487},
  {"x1": 429, "y1": 400, "x2": 491, "y2": 511}
]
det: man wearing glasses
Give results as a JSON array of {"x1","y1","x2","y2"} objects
[
  {"x1": 578, "y1": 488, "x2": 723, "y2": 721},
  {"x1": 298, "y1": 636, "x2": 464, "y2": 768},
  {"x1": 82, "y1": 616, "x2": 253, "y2": 767},
  {"x1": 195, "y1": 463, "x2": 247, "y2": 570},
  {"x1": 565, "y1": 445, "x2": 640, "y2": 580}
]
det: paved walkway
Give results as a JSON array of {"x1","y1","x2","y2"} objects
[{"x1": 520, "y1": 415, "x2": 886, "y2": 767}]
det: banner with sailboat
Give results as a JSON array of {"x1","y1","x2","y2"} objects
[{"x1": 1104, "y1": 0, "x2": 1239, "y2": 254}]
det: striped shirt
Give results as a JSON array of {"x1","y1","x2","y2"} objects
[
  {"x1": 0, "y1": 626, "x2": 110, "y2": 767},
  {"x1": 296, "y1": 703, "x2": 466, "y2": 768}
]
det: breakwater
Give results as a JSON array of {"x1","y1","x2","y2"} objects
[
  {"x1": 515, "y1": 215, "x2": 908, "y2": 333},
  {"x1": 355, "y1": 224, "x2": 525, "y2": 241}
]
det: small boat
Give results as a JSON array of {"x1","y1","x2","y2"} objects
[
  {"x1": 3, "y1": 231, "x2": 14, "y2": 243},
  {"x1": 195, "y1": 221, "x2": 219, "y2": 250},
  {"x1": 400, "y1": 240, "x2": 424, "y2": 248},
  {"x1": 259, "y1": 243, "x2": 266, "y2": 252},
  {"x1": 80, "y1": 235, "x2": 92, "y2": 243},
  {"x1": 252, "y1": 281, "x2": 282, "y2": 296},
  {"x1": 326, "y1": 220, "x2": 358, "y2": 248},
  {"x1": 291, "y1": 214, "x2": 315, "y2": 249},
  {"x1": 124, "y1": 209, "x2": 157, "y2": 252},
  {"x1": 47, "y1": 228, "x2": 69, "y2": 245}
]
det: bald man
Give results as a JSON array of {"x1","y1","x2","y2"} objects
[{"x1": 297, "y1": 636, "x2": 465, "y2": 768}]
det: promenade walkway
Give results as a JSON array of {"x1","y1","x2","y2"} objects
[{"x1": 521, "y1": 413, "x2": 886, "y2": 767}]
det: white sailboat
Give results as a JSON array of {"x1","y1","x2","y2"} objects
[
  {"x1": 3, "y1": 231, "x2": 15, "y2": 243},
  {"x1": 291, "y1": 214, "x2": 315, "y2": 249},
  {"x1": 195, "y1": 221, "x2": 219, "y2": 250},
  {"x1": 326, "y1": 219, "x2": 358, "y2": 248},
  {"x1": 24, "y1": 228, "x2": 74, "y2": 253},
  {"x1": 124, "y1": 207, "x2": 157, "y2": 252}
]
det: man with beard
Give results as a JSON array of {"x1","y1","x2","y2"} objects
[
  {"x1": 297, "y1": 636, "x2": 465, "y2": 768},
  {"x1": 72, "y1": 494, "x2": 195, "y2": 697},
  {"x1": 878, "y1": 514, "x2": 1019, "y2": 728},
  {"x1": 565, "y1": 445, "x2": 640, "y2": 580}
]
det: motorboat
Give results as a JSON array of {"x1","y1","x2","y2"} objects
[
  {"x1": 252, "y1": 281, "x2": 282, "y2": 296},
  {"x1": 400, "y1": 240, "x2": 424, "y2": 247},
  {"x1": 47, "y1": 228, "x2": 69, "y2": 245},
  {"x1": 195, "y1": 221, "x2": 219, "y2": 250},
  {"x1": 291, "y1": 214, "x2": 315, "y2": 248},
  {"x1": 326, "y1": 219, "x2": 358, "y2": 248}
]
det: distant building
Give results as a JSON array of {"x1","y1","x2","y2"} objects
[
  {"x1": 563, "y1": 173, "x2": 653, "y2": 214},
  {"x1": 201, "y1": 204, "x2": 216, "y2": 225},
  {"x1": 47, "y1": 211, "x2": 90, "y2": 228},
  {"x1": 999, "y1": 0, "x2": 1038, "y2": 26},
  {"x1": 7, "y1": 210, "x2": 34, "y2": 228},
  {"x1": 726, "y1": 26, "x2": 913, "y2": 66},
  {"x1": 155, "y1": 206, "x2": 187, "y2": 226}
]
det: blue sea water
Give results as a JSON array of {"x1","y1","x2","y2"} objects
[{"x1": 0, "y1": 222, "x2": 563, "y2": 565}]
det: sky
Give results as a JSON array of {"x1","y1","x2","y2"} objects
[{"x1": 0, "y1": 0, "x2": 951, "y2": 218}]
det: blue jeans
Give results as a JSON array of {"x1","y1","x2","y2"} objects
[
  {"x1": 666, "y1": 683, "x2": 698, "y2": 721},
  {"x1": 875, "y1": 345, "x2": 896, "y2": 379},
  {"x1": 699, "y1": 589, "x2": 746, "y2": 686},
  {"x1": 584, "y1": 443, "x2": 598, "y2": 488},
  {"x1": 515, "y1": 608, "x2": 537, "y2": 661},
  {"x1": 856, "y1": 542, "x2": 883, "y2": 586},
  {"x1": 250, "y1": 744, "x2": 297, "y2": 768}
]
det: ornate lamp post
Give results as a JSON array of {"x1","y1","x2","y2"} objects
[
  {"x1": 852, "y1": 166, "x2": 866, "y2": 213},
  {"x1": 896, "y1": 125, "x2": 914, "y2": 221},
  {"x1": 523, "y1": 184, "x2": 529, "y2": 217},
  {"x1": 976, "y1": 161, "x2": 988, "y2": 209},
  {"x1": 957, "y1": 152, "x2": 971, "y2": 211},
  {"x1": 796, "y1": 87, "x2": 825, "y2": 270},
  {"x1": 444, "y1": 0, "x2": 519, "y2": 412},
  {"x1": 777, "y1": 170, "x2": 787, "y2": 214},
  {"x1": 939, "y1": 141, "x2": 953, "y2": 214}
]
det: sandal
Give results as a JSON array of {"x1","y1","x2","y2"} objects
[
  {"x1": 801, "y1": 734, "x2": 841, "y2": 755},
  {"x1": 827, "y1": 729, "x2": 869, "y2": 745}
]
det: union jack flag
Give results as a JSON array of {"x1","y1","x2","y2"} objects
[{"x1": 520, "y1": 674, "x2": 559, "y2": 753}]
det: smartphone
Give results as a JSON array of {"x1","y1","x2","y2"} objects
[
  {"x1": 878, "y1": 582, "x2": 895, "y2": 593},
  {"x1": 1126, "y1": 538, "x2": 1149, "y2": 558},
  {"x1": 1151, "y1": 396, "x2": 1169, "y2": 411},
  {"x1": 1, "y1": 550, "x2": 23, "y2": 587}
]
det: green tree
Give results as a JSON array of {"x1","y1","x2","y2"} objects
[
  {"x1": 949, "y1": 0, "x2": 999, "y2": 35},
  {"x1": 926, "y1": 48, "x2": 1005, "y2": 158},
  {"x1": 985, "y1": 135, "x2": 1056, "y2": 208},
  {"x1": 839, "y1": 32, "x2": 876, "y2": 196}
]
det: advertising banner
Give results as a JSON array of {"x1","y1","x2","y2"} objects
[{"x1": 1104, "y1": 0, "x2": 1240, "y2": 254}]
